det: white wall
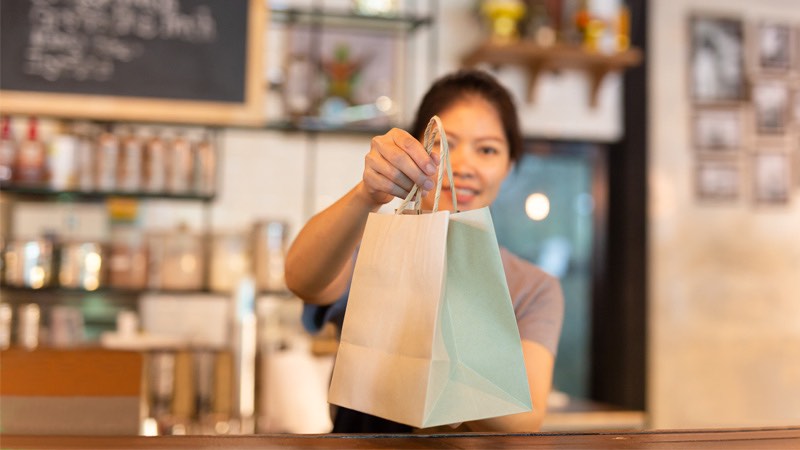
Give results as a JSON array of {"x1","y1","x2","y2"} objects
[{"x1": 649, "y1": 0, "x2": 800, "y2": 429}]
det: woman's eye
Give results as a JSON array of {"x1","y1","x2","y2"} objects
[{"x1": 479, "y1": 146, "x2": 499, "y2": 155}]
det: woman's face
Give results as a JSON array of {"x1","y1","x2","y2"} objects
[{"x1": 421, "y1": 95, "x2": 512, "y2": 212}]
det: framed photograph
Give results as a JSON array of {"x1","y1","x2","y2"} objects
[
  {"x1": 757, "y1": 22, "x2": 792, "y2": 71},
  {"x1": 693, "y1": 107, "x2": 743, "y2": 151},
  {"x1": 753, "y1": 80, "x2": 789, "y2": 134},
  {"x1": 690, "y1": 15, "x2": 746, "y2": 103},
  {"x1": 752, "y1": 152, "x2": 791, "y2": 204},
  {"x1": 696, "y1": 158, "x2": 741, "y2": 201},
  {"x1": 282, "y1": 26, "x2": 400, "y2": 128}
]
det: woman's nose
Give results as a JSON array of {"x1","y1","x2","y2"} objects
[{"x1": 449, "y1": 144, "x2": 475, "y2": 178}]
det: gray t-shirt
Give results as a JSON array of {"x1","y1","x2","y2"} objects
[
  {"x1": 499, "y1": 247, "x2": 564, "y2": 356},
  {"x1": 302, "y1": 247, "x2": 564, "y2": 356}
]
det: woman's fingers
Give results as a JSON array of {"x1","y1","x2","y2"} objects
[
  {"x1": 389, "y1": 130, "x2": 438, "y2": 179},
  {"x1": 363, "y1": 167, "x2": 412, "y2": 201},
  {"x1": 362, "y1": 128, "x2": 438, "y2": 204},
  {"x1": 364, "y1": 150, "x2": 416, "y2": 194}
]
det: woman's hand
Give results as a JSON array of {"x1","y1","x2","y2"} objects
[{"x1": 361, "y1": 128, "x2": 440, "y2": 206}]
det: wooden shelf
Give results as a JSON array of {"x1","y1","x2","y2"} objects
[
  {"x1": 270, "y1": 7, "x2": 433, "y2": 33},
  {"x1": 462, "y1": 41, "x2": 643, "y2": 107},
  {"x1": 0, "y1": 185, "x2": 215, "y2": 202}
]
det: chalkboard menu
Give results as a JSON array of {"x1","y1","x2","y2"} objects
[{"x1": 0, "y1": 0, "x2": 264, "y2": 125}]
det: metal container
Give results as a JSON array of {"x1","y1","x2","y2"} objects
[
  {"x1": 209, "y1": 232, "x2": 250, "y2": 293},
  {"x1": 17, "y1": 303, "x2": 40, "y2": 350},
  {"x1": 108, "y1": 227, "x2": 148, "y2": 290},
  {"x1": 58, "y1": 241, "x2": 105, "y2": 290},
  {"x1": 147, "y1": 229, "x2": 205, "y2": 291},
  {"x1": 3, "y1": 239, "x2": 53, "y2": 288},
  {"x1": 252, "y1": 221, "x2": 288, "y2": 293}
]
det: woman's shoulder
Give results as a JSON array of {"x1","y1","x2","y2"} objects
[
  {"x1": 499, "y1": 247, "x2": 558, "y2": 285},
  {"x1": 499, "y1": 247, "x2": 564, "y2": 308}
]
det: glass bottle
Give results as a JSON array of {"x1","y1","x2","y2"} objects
[
  {"x1": 143, "y1": 130, "x2": 167, "y2": 193},
  {"x1": 95, "y1": 123, "x2": 119, "y2": 192},
  {"x1": 0, "y1": 116, "x2": 16, "y2": 185},
  {"x1": 193, "y1": 131, "x2": 216, "y2": 196},
  {"x1": 15, "y1": 116, "x2": 48, "y2": 186},
  {"x1": 167, "y1": 131, "x2": 193, "y2": 194},
  {"x1": 117, "y1": 126, "x2": 143, "y2": 192}
]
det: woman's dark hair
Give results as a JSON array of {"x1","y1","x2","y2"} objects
[{"x1": 409, "y1": 69, "x2": 522, "y2": 163}]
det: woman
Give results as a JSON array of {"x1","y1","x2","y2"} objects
[{"x1": 285, "y1": 69, "x2": 564, "y2": 433}]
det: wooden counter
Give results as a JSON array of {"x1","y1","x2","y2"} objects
[{"x1": 3, "y1": 427, "x2": 800, "y2": 449}]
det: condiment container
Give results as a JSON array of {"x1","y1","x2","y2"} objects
[
  {"x1": 143, "y1": 131, "x2": 167, "y2": 193},
  {"x1": 193, "y1": 132, "x2": 216, "y2": 195},
  {"x1": 58, "y1": 241, "x2": 105, "y2": 291},
  {"x1": 117, "y1": 127, "x2": 143, "y2": 192},
  {"x1": 3, "y1": 239, "x2": 53, "y2": 289},
  {"x1": 17, "y1": 303, "x2": 40, "y2": 350},
  {"x1": 95, "y1": 124, "x2": 119, "y2": 191},
  {"x1": 252, "y1": 221, "x2": 288, "y2": 293},
  {"x1": 147, "y1": 228, "x2": 205, "y2": 291},
  {"x1": 167, "y1": 133, "x2": 193, "y2": 194},
  {"x1": 209, "y1": 231, "x2": 250, "y2": 293},
  {"x1": 108, "y1": 226, "x2": 148, "y2": 290}
]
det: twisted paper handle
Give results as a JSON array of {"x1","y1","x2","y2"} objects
[{"x1": 395, "y1": 116, "x2": 458, "y2": 214}]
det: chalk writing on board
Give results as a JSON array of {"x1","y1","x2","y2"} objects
[{"x1": 25, "y1": 0, "x2": 218, "y2": 82}]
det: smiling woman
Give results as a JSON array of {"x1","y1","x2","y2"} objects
[{"x1": 284, "y1": 69, "x2": 564, "y2": 434}]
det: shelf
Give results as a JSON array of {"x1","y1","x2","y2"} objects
[
  {"x1": 270, "y1": 7, "x2": 433, "y2": 33},
  {"x1": 0, "y1": 284, "x2": 293, "y2": 298},
  {"x1": 462, "y1": 41, "x2": 643, "y2": 107},
  {"x1": 0, "y1": 185, "x2": 215, "y2": 202},
  {"x1": 263, "y1": 120, "x2": 391, "y2": 136}
]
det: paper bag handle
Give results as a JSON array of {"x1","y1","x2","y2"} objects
[{"x1": 396, "y1": 116, "x2": 457, "y2": 214}]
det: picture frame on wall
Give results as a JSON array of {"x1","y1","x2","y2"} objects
[
  {"x1": 753, "y1": 79, "x2": 789, "y2": 134},
  {"x1": 689, "y1": 15, "x2": 746, "y2": 103},
  {"x1": 693, "y1": 107, "x2": 743, "y2": 152},
  {"x1": 752, "y1": 152, "x2": 791, "y2": 204},
  {"x1": 757, "y1": 22, "x2": 792, "y2": 71},
  {"x1": 696, "y1": 158, "x2": 741, "y2": 201}
]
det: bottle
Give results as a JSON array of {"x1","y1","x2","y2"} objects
[
  {"x1": 75, "y1": 122, "x2": 96, "y2": 192},
  {"x1": 95, "y1": 123, "x2": 119, "y2": 192},
  {"x1": 167, "y1": 131, "x2": 193, "y2": 194},
  {"x1": 15, "y1": 116, "x2": 48, "y2": 186},
  {"x1": 143, "y1": 130, "x2": 167, "y2": 193},
  {"x1": 0, "y1": 116, "x2": 16, "y2": 185},
  {"x1": 117, "y1": 126, "x2": 143, "y2": 192},
  {"x1": 48, "y1": 120, "x2": 79, "y2": 191},
  {"x1": 193, "y1": 131, "x2": 216, "y2": 195}
]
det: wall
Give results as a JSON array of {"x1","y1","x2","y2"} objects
[{"x1": 649, "y1": 0, "x2": 800, "y2": 429}]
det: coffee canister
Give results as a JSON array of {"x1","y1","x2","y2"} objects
[
  {"x1": 108, "y1": 227, "x2": 148, "y2": 290},
  {"x1": 252, "y1": 221, "x2": 288, "y2": 293},
  {"x1": 147, "y1": 228, "x2": 205, "y2": 291},
  {"x1": 209, "y1": 232, "x2": 250, "y2": 293},
  {"x1": 59, "y1": 241, "x2": 105, "y2": 291},
  {"x1": 3, "y1": 239, "x2": 53, "y2": 289}
]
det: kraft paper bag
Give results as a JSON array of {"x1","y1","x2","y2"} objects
[{"x1": 327, "y1": 117, "x2": 531, "y2": 428}]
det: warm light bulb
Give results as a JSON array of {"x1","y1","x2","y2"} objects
[{"x1": 525, "y1": 193, "x2": 550, "y2": 221}]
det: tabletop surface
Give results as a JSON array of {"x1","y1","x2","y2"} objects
[{"x1": 3, "y1": 426, "x2": 800, "y2": 450}]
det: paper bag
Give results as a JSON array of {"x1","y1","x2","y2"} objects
[{"x1": 328, "y1": 117, "x2": 531, "y2": 428}]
